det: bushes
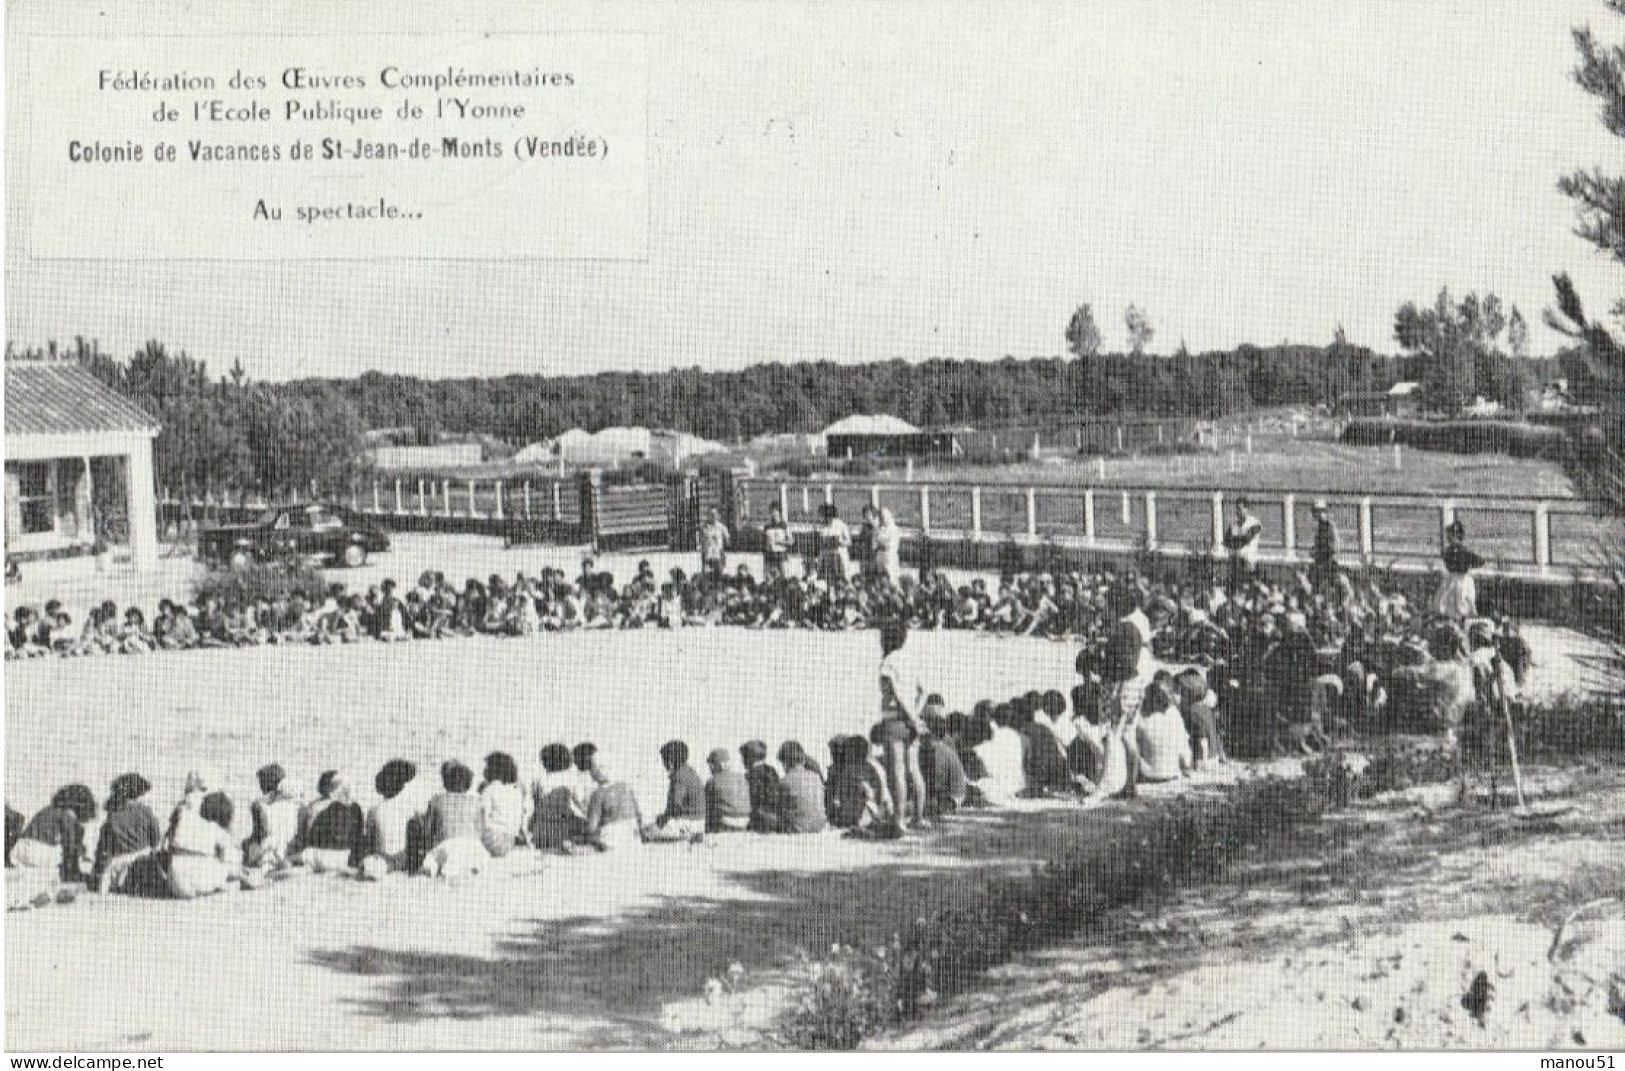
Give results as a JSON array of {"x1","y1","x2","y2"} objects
[
  {"x1": 192, "y1": 560, "x2": 326, "y2": 610},
  {"x1": 1341, "y1": 418, "x2": 1569, "y2": 459},
  {"x1": 778, "y1": 774, "x2": 1337, "y2": 1048}
]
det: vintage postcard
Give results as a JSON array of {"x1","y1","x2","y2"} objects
[{"x1": 4, "y1": 0, "x2": 1623, "y2": 1058}]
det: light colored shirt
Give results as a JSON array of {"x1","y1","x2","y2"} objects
[
  {"x1": 975, "y1": 727, "x2": 1027, "y2": 803},
  {"x1": 1136, "y1": 708, "x2": 1193, "y2": 781}
]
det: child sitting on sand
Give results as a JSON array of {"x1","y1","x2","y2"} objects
[
  {"x1": 420, "y1": 760, "x2": 489, "y2": 877},
  {"x1": 243, "y1": 763, "x2": 305, "y2": 870},
  {"x1": 478, "y1": 752, "x2": 528, "y2": 857},
  {"x1": 301, "y1": 771, "x2": 367, "y2": 873},
  {"x1": 703, "y1": 748, "x2": 751, "y2": 833},
  {"x1": 167, "y1": 790, "x2": 241, "y2": 899},
  {"x1": 361, "y1": 759, "x2": 421, "y2": 878},
  {"x1": 93, "y1": 773, "x2": 163, "y2": 893},
  {"x1": 644, "y1": 741, "x2": 707, "y2": 843},
  {"x1": 532, "y1": 744, "x2": 586, "y2": 851},
  {"x1": 581, "y1": 753, "x2": 643, "y2": 852}
]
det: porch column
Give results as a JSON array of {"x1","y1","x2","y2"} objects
[{"x1": 127, "y1": 442, "x2": 159, "y2": 572}]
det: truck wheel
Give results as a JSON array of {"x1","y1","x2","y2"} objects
[
  {"x1": 229, "y1": 549, "x2": 252, "y2": 570},
  {"x1": 342, "y1": 543, "x2": 368, "y2": 568}
]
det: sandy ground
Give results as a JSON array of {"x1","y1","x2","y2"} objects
[
  {"x1": 876, "y1": 770, "x2": 1625, "y2": 1051},
  {"x1": 6, "y1": 627, "x2": 1088, "y2": 1051},
  {"x1": 5, "y1": 534, "x2": 1615, "y2": 1050}
]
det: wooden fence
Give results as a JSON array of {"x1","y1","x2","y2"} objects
[
  {"x1": 161, "y1": 472, "x2": 1614, "y2": 578},
  {"x1": 736, "y1": 478, "x2": 1612, "y2": 578}
]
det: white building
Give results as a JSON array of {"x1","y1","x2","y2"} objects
[{"x1": 4, "y1": 362, "x2": 161, "y2": 571}]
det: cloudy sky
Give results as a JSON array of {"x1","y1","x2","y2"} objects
[{"x1": 6, "y1": 0, "x2": 1622, "y2": 381}]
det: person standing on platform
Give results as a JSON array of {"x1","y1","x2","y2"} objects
[
  {"x1": 762, "y1": 503, "x2": 795, "y2": 582},
  {"x1": 698, "y1": 508, "x2": 730, "y2": 581},
  {"x1": 1223, "y1": 497, "x2": 1263, "y2": 588},
  {"x1": 1309, "y1": 499, "x2": 1340, "y2": 596},
  {"x1": 818, "y1": 503, "x2": 852, "y2": 583},
  {"x1": 1433, "y1": 519, "x2": 1485, "y2": 621}
]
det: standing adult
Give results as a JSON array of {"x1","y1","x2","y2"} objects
[
  {"x1": 1433, "y1": 519, "x2": 1485, "y2": 621},
  {"x1": 762, "y1": 503, "x2": 795, "y2": 581},
  {"x1": 817, "y1": 503, "x2": 852, "y2": 583},
  {"x1": 698, "y1": 508, "x2": 730, "y2": 581},
  {"x1": 854, "y1": 505, "x2": 878, "y2": 582},
  {"x1": 875, "y1": 619, "x2": 929, "y2": 829},
  {"x1": 1309, "y1": 499, "x2": 1341, "y2": 596},
  {"x1": 1223, "y1": 497, "x2": 1263, "y2": 588},
  {"x1": 874, "y1": 507, "x2": 903, "y2": 587}
]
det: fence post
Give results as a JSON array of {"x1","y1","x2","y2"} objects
[
  {"x1": 1282, "y1": 494, "x2": 1297, "y2": 555},
  {"x1": 1025, "y1": 487, "x2": 1038, "y2": 540},
  {"x1": 465, "y1": 480, "x2": 479, "y2": 520},
  {"x1": 824, "y1": 483, "x2": 834, "y2": 505},
  {"x1": 1533, "y1": 503, "x2": 1551, "y2": 575},
  {"x1": 870, "y1": 485, "x2": 880, "y2": 509},
  {"x1": 394, "y1": 479, "x2": 404, "y2": 515},
  {"x1": 778, "y1": 483, "x2": 790, "y2": 520},
  {"x1": 971, "y1": 486, "x2": 983, "y2": 538},
  {"x1": 1210, "y1": 491, "x2": 1225, "y2": 550},
  {"x1": 1082, "y1": 489, "x2": 1096, "y2": 545},
  {"x1": 552, "y1": 481, "x2": 563, "y2": 521},
  {"x1": 1359, "y1": 498, "x2": 1374, "y2": 561},
  {"x1": 442, "y1": 480, "x2": 453, "y2": 518},
  {"x1": 523, "y1": 481, "x2": 533, "y2": 520},
  {"x1": 1144, "y1": 491, "x2": 1159, "y2": 550},
  {"x1": 578, "y1": 470, "x2": 602, "y2": 549},
  {"x1": 801, "y1": 485, "x2": 810, "y2": 516},
  {"x1": 1440, "y1": 502, "x2": 1457, "y2": 545},
  {"x1": 372, "y1": 481, "x2": 381, "y2": 513},
  {"x1": 919, "y1": 485, "x2": 931, "y2": 534},
  {"x1": 418, "y1": 480, "x2": 428, "y2": 517},
  {"x1": 494, "y1": 480, "x2": 505, "y2": 522}
]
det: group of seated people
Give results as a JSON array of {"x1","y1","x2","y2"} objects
[{"x1": 3, "y1": 644, "x2": 1253, "y2": 910}]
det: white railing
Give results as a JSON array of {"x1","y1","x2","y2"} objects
[{"x1": 742, "y1": 479, "x2": 1612, "y2": 579}]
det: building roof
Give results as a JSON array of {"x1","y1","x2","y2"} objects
[
  {"x1": 6, "y1": 362, "x2": 159, "y2": 437},
  {"x1": 1387, "y1": 381, "x2": 1421, "y2": 396},
  {"x1": 821, "y1": 413, "x2": 920, "y2": 437}
]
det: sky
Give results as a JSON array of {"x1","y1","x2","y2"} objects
[{"x1": 5, "y1": 0, "x2": 1623, "y2": 382}]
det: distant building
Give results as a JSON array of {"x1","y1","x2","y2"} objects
[
  {"x1": 552, "y1": 426, "x2": 726, "y2": 467},
  {"x1": 822, "y1": 414, "x2": 958, "y2": 459},
  {"x1": 1337, "y1": 381, "x2": 1421, "y2": 418},
  {"x1": 5, "y1": 362, "x2": 161, "y2": 571},
  {"x1": 368, "y1": 442, "x2": 484, "y2": 470},
  {"x1": 1077, "y1": 416, "x2": 1199, "y2": 455}
]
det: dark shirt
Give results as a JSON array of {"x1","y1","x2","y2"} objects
[
  {"x1": 744, "y1": 763, "x2": 781, "y2": 831},
  {"x1": 1443, "y1": 543, "x2": 1485, "y2": 575},
  {"x1": 1021, "y1": 724, "x2": 1072, "y2": 791},
  {"x1": 660, "y1": 764, "x2": 707, "y2": 824},
  {"x1": 776, "y1": 766, "x2": 827, "y2": 834},
  {"x1": 1314, "y1": 518, "x2": 1339, "y2": 563},
  {"x1": 705, "y1": 770, "x2": 752, "y2": 830},
  {"x1": 920, "y1": 736, "x2": 969, "y2": 805},
  {"x1": 21, "y1": 805, "x2": 85, "y2": 881},
  {"x1": 304, "y1": 800, "x2": 367, "y2": 866},
  {"x1": 824, "y1": 762, "x2": 876, "y2": 829},
  {"x1": 92, "y1": 801, "x2": 162, "y2": 881},
  {"x1": 5, "y1": 805, "x2": 24, "y2": 866}
]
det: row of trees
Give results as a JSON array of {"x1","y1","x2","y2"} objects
[
  {"x1": 6, "y1": 339, "x2": 369, "y2": 501},
  {"x1": 316, "y1": 340, "x2": 1408, "y2": 447}
]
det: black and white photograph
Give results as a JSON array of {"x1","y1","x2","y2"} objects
[{"x1": 4, "y1": 0, "x2": 1623, "y2": 1057}]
